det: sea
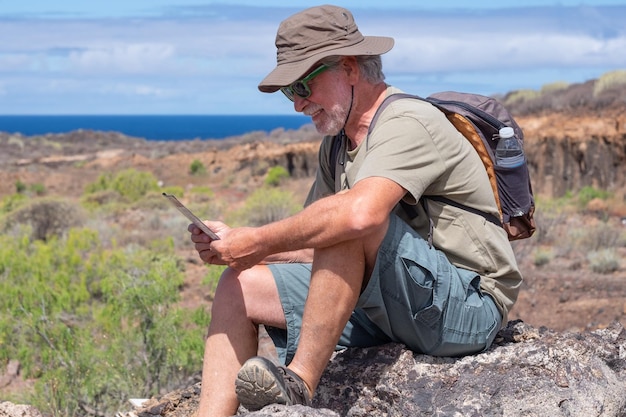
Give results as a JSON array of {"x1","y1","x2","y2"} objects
[{"x1": 0, "y1": 115, "x2": 313, "y2": 141}]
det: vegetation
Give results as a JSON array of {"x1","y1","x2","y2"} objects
[
  {"x1": 0, "y1": 229, "x2": 210, "y2": 416},
  {"x1": 230, "y1": 187, "x2": 301, "y2": 227},
  {"x1": 1, "y1": 198, "x2": 85, "y2": 242},
  {"x1": 593, "y1": 69, "x2": 626, "y2": 97},
  {"x1": 513, "y1": 185, "x2": 626, "y2": 273},
  {"x1": 189, "y1": 159, "x2": 207, "y2": 176},
  {"x1": 0, "y1": 160, "x2": 307, "y2": 415},
  {"x1": 84, "y1": 169, "x2": 160, "y2": 204},
  {"x1": 264, "y1": 165, "x2": 290, "y2": 187},
  {"x1": 501, "y1": 68, "x2": 626, "y2": 115}
]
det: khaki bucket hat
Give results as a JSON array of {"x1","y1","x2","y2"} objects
[{"x1": 258, "y1": 5, "x2": 394, "y2": 93}]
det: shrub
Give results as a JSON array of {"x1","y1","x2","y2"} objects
[
  {"x1": 540, "y1": 81, "x2": 570, "y2": 94},
  {"x1": 577, "y1": 186, "x2": 611, "y2": 207},
  {"x1": 565, "y1": 221, "x2": 623, "y2": 255},
  {"x1": 84, "y1": 169, "x2": 160, "y2": 204},
  {"x1": 587, "y1": 248, "x2": 621, "y2": 274},
  {"x1": 111, "y1": 169, "x2": 159, "y2": 202},
  {"x1": 0, "y1": 228, "x2": 209, "y2": 416},
  {"x1": 503, "y1": 89, "x2": 541, "y2": 106},
  {"x1": 15, "y1": 180, "x2": 27, "y2": 194},
  {"x1": 0, "y1": 193, "x2": 28, "y2": 214},
  {"x1": 533, "y1": 247, "x2": 554, "y2": 267},
  {"x1": 189, "y1": 159, "x2": 207, "y2": 176},
  {"x1": 231, "y1": 187, "x2": 300, "y2": 226},
  {"x1": 265, "y1": 166, "x2": 290, "y2": 187},
  {"x1": 1, "y1": 198, "x2": 85, "y2": 241},
  {"x1": 593, "y1": 69, "x2": 626, "y2": 97},
  {"x1": 30, "y1": 183, "x2": 46, "y2": 196}
]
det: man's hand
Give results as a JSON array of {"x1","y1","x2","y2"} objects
[
  {"x1": 188, "y1": 221, "x2": 267, "y2": 271},
  {"x1": 189, "y1": 220, "x2": 229, "y2": 265}
]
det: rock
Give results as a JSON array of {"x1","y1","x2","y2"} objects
[
  {"x1": 0, "y1": 402, "x2": 43, "y2": 417},
  {"x1": 122, "y1": 320, "x2": 626, "y2": 417}
]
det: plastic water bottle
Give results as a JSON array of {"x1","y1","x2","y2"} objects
[{"x1": 495, "y1": 127, "x2": 524, "y2": 168}]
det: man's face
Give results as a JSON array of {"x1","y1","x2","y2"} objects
[{"x1": 293, "y1": 65, "x2": 352, "y2": 136}]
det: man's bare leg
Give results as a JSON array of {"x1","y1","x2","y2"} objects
[
  {"x1": 289, "y1": 221, "x2": 388, "y2": 395},
  {"x1": 195, "y1": 265, "x2": 286, "y2": 417}
]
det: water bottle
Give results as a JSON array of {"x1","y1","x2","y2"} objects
[{"x1": 495, "y1": 127, "x2": 525, "y2": 168}]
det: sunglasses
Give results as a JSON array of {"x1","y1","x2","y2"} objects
[{"x1": 280, "y1": 64, "x2": 329, "y2": 101}]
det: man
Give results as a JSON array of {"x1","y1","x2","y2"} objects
[{"x1": 189, "y1": 5, "x2": 522, "y2": 416}]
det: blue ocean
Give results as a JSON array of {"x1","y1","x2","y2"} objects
[{"x1": 0, "y1": 115, "x2": 312, "y2": 141}]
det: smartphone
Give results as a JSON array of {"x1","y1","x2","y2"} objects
[{"x1": 162, "y1": 193, "x2": 220, "y2": 240}]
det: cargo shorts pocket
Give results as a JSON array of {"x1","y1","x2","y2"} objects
[
  {"x1": 434, "y1": 270, "x2": 500, "y2": 357},
  {"x1": 399, "y1": 257, "x2": 445, "y2": 353},
  {"x1": 401, "y1": 257, "x2": 436, "y2": 315}
]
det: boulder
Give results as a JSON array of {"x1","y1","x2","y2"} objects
[{"x1": 127, "y1": 320, "x2": 626, "y2": 417}]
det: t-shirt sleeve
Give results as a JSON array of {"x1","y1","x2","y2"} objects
[{"x1": 354, "y1": 112, "x2": 446, "y2": 204}]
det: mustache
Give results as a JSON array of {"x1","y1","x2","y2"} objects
[{"x1": 303, "y1": 106, "x2": 323, "y2": 116}]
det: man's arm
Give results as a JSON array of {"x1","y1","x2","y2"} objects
[{"x1": 211, "y1": 176, "x2": 407, "y2": 270}]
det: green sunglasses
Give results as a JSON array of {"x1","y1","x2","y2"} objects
[{"x1": 280, "y1": 64, "x2": 329, "y2": 101}]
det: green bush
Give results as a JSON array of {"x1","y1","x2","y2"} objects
[
  {"x1": 231, "y1": 187, "x2": 300, "y2": 226},
  {"x1": 0, "y1": 193, "x2": 28, "y2": 214},
  {"x1": 30, "y1": 183, "x2": 46, "y2": 196},
  {"x1": 189, "y1": 159, "x2": 207, "y2": 176},
  {"x1": 84, "y1": 169, "x2": 159, "y2": 204},
  {"x1": 264, "y1": 166, "x2": 290, "y2": 187},
  {"x1": 0, "y1": 228, "x2": 209, "y2": 416},
  {"x1": 15, "y1": 180, "x2": 27, "y2": 194},
  {"x1": 111, "y1": 169, "x2": 159, "y2": 202},
  {"x1": 577, "y1": 186, "x2": 611, "y2": 207}
]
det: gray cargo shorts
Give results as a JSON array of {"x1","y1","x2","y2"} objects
[{"x1": 266, "y1": 214, "x2": 502, "y2": 365}]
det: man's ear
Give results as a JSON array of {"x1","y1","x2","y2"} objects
[{"x1": 341, "y1": 56, "x2": 360, "y2": 84}]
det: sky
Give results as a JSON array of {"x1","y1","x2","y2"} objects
[{"x1": 1, "y1": 0, "x2": 625, "y2": 115}]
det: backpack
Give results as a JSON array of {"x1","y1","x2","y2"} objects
[{"x1": 331, "y1": 91, "x2": 536, "y2": 241}]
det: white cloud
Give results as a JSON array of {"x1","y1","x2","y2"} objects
[
  {"x1": 386, "y1": 32, "x2": 626, "y2": 74},
  {"x1": 0, "y1": 4, "x2": 624, "y2": 114},
  {"x1": 68, "y1": 43, "x2": 176, "y2": 74}
]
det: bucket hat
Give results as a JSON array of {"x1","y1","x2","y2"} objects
[{"x1": 258, "y1": 5, "x2": 394, "y2": 93}]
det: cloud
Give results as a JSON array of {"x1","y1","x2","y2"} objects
[
  {"x1": 0, "y1": 4, "x2": 624, "y2": 114},
  {"x1": 68, "y1": 43, "x2": 176, "y2": 74},
  {"x1": 386, "y1": 32, "x2": 626, "y2": 74}
]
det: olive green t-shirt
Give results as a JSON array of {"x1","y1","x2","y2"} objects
[{"x1": 306, "y1": 86, "x2": 522, "y2": 323}]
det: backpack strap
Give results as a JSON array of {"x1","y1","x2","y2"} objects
[
  {"x1": 328, "y1": 93, "x2": 503, "y2": 246},
  {"x1": 329, "y1": 130, "x2": 346, "y2": 192},
  {"x1": 367, "y1": 93, "x2": 504, "y2": 227},
  {"x1": 427, "y1": 195, "x2": 502, "y2": 227}
]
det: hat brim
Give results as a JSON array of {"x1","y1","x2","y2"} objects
[{"x1": 258, "y1": 36, "x2": 394, "y2": 93}]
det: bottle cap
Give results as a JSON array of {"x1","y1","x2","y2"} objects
[{"x1": 499, "y1": 127, "x2": 515, "y2": 138}]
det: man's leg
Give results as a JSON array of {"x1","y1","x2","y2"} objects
[
  {"x1": 236, "y1": 222, "x2": 389, "y2": 407},
  {"x1": 286, "y1": 238, "x2": 366, "y2": 394},
  {"x1": 195, "y1": 265, "x2": 286, "y2": 417}
]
